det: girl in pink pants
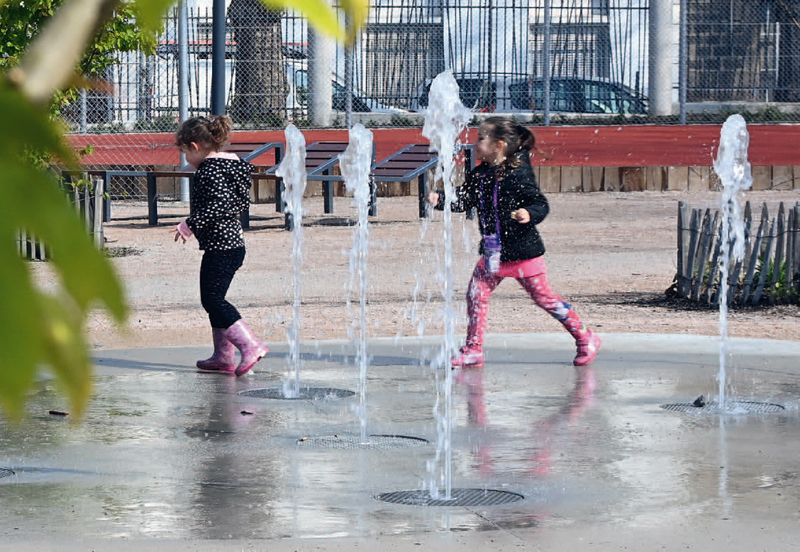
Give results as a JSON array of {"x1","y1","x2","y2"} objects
[{"x1": 427, "y1": 116, "x2": 600, "y2": 367}]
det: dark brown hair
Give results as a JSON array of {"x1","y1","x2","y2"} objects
[
  {"x1": 175, "y1": 115, "x2": 232, "y2": 151},
  {"x1": 479, "y1": 116, "x2": 537, "y2": 168}
]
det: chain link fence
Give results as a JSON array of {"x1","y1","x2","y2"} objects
[{"x1": 60, "y1": 0, "x2": 800, "y2": 200}]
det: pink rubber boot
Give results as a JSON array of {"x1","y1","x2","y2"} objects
[
  {"x1": 573, "y1": 329, "x2": 601, "y2": 367},
  {"x1": 223, "y1": 320, "x2": 269, "y2": 376},
  {"x1": 452, "y1": 264, "x2": 499, "y2": 367},
  {"x1": 451, "y1": 346, "x2": 484, "y2": 367},
  {"x1": 196, "y1": 328, "x2": 236, "y2": 372}
]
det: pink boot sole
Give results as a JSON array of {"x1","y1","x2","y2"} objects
[{"x1": 197, "y1": 364, "x2": 236, "y2": 374}]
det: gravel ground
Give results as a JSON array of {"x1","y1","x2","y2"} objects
[{"x1": 37, "y1": 189, "x2": 798, "y2": 350}]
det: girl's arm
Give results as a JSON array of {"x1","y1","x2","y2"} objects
[
  {"x1": 173, "y1": 220, "x2": 193, "y2": 243},
  {"x1": 515, "y1": 165, "x2": 549, "y2": 225},
  {"x1": 430, "y1": 170, "x2": 477, "y2": 213}
]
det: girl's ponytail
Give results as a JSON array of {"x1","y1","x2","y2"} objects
[
  {"x1": 516, "y1": 124, "x2": 536, "y2": 152},
  {"x1": 208, "y1": 115, "x2": 233, "y2": 149}
]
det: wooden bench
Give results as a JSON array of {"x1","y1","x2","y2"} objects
[
  {"x1": 371, "y1": 144, "x2": 474, "y2": 218},
  {"x1": 253, "y1": 141, "x2": 356, "y2": 228}
]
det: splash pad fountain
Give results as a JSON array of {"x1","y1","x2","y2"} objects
[
  {"x1": 239, "y1": 124, "x2": 354, "y2": 401},
  {"x1": 376, "y1": 72, "x2": 523, "y2": 507},
  {"x1": 295, "y1": 124, "x2": 429, "y2": 450},
  {"x1": 661, "y1": 115, "x2": 784, "y2": 415}
]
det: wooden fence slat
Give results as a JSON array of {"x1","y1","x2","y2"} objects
[
  {"x1": 787, "y1": 207, "x2": 795, "y2": 297},
  {"x1": 794, "y1": 204, "x2": 800, "y2": 295},
  {"x1": 83, "y1": 183, "x2": 91, "y2": 230},
  {"x1": 677, "y1": 202, "x2": 688, "y2": 296},
  {"x1": 752, "y1": 217, "x2": 777, "y2": 304},
  {"x1": 93, "y1": 177, "x2": 104, "y2": 247},
  {"x1": 683, "y1": 208, "x2": 702, "y2": 298},
  {"x1": 692, "y1": 209, "x2": 714, "y2": 302},
  {"x1": 741, "y1": 201, "x2": 754, "y2": 276},
  {"x1": 741, "y1": 203, "x2": 769, "y2": 304},
  {"x1": 705, "y1": 213, "x2": 723, "y2": 304},
  {"x1": 770, "y1": 203, "x2": 786, "y2": 304}
]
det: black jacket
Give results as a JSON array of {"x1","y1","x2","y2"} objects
[
  {"x1": 435, "y1": 152, "x2": 549, "y2": 262},
  {"x1": 187, "y1": 157, "x2": 253, "y2": 251}
]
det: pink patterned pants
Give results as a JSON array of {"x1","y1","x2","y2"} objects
[{"x1": 464, "y1": 256, "x2": 587, "y2": 350}]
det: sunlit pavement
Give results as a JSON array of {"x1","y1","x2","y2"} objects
[{"x1": 2, "y1": 333, "x2": 800, "y2": 551}]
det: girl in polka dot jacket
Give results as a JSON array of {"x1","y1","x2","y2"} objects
[
  {"x1": 427, "y1": 116, "x2": 601, "y2": 368},
  {"x1": 173, "y1": 115, "x2": 268, "y2": 376}
]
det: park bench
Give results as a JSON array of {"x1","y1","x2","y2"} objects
[
  {"x1": 370, "y1": 144, "x2": 474, "y2": 218},
  {"x1": 253, "y1": 141, "x2": 348, "y2": 212}
]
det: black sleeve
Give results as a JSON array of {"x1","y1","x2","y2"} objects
[
  {"x1": 434, "y1": 168, "x2": 478, "y2": 213},
  {"x1": 515, "y1": 164, "x2": 549, "y2": 225}
]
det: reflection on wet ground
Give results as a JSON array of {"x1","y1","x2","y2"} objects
[{"x1": 1, "y1": 334, "x2": 800, "y2": 545}]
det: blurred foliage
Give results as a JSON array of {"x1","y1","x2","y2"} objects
[
  {"x1": 1, "y1": 0, "x2": 365, "y2": 421},
  {"x1": 0, "y1": 0, "x2": 158, "y2": 117},
  {"x1": 0, "y1": 82, "x2": 127, "y2": 419}
]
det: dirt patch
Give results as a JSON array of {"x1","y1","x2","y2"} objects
[{"x1": 36, "y1": 190, "x2": 797, "y2": 350}]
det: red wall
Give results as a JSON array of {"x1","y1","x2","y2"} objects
[{"x1": 68, "y1": 124, "x2": 800, "y2": 168}]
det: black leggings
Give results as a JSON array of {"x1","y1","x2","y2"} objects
[{"x1": 199, "y1": 247, "x2": 245, "y2": 329}]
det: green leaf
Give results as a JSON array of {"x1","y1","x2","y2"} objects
[
  {"x1": 36, "y1": 292, "x2": 93, "y2": 419},
  {"x1": 0, "y1": 238, "x2": 42, "y2": 418},
  {"x1": 131, "y1": 0, "x2": 171, "y2": 34},
  {"x1": 0, "y1": 162, "x2": 127, "y2": 321},
  {"x1": 0, "y1": 84, "x2": 73, "y2": 161},
  {"x1": 259, "y1": 0, "x2": 345, "y2": 42},
  {"x1": 0, "y1": 92, "x2": 126, "y2": 418}
]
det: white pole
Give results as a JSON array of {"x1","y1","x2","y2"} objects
[
  {"x1": 178, "y1": 0, "x2": 190, "y2": 201},
  {"x1": 649, "y1": 0, "x2": 674, "y2": 116},
  {"x1": 309, "y1": 28, "x2": 333, "y2": 126}
]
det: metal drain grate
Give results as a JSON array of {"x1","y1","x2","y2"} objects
[
  {"x1": 376, "y1": 488, "x2": 524, "y2": 507},
  {"x1": 239, "y1": 387, "x2": 355, "y2": 400},
  {"x1": 0, "y1": 468, "x2": 15, "y2": 479},
  {"x1": 297, "y1": 434, "x2": 429, "y2": 449},
  {"x1": 661, "y1": 400, "x2": 785, "y2": 414}
]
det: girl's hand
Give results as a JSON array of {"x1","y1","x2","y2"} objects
[
  {"x1": 511, "y1": 208, "x2": 530, "y2": 224},
  {"x1": 426, "y1": 192, "x2": 440, "y2": 205},
  {"x1": 174, "y1": 220, "x2": 193, "y2": 244}
]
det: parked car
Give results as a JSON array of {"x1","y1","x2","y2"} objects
[
  {"x1": 285, "y1": 62, "x2": 408, "y2": 116},
  {"x1": 508, "y1": 77, "x2": 647, "y2": 115},
  {"x1": 410, "y1": 76, "x2": 647, "y2": 115}
]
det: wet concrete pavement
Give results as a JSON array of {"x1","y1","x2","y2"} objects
[{"x1": 2, "y1": 333, "x2": 800, "y2": 551}]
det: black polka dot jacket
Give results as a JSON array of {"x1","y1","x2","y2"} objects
[
  {"x1": 434, "y1": 152, "x2": 549, "y2": 262},
  {"x1": 186, "y1": 157, "x2": 253, "y2": 251}
]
